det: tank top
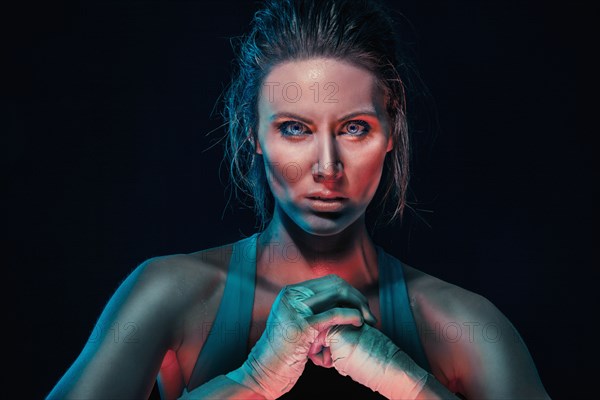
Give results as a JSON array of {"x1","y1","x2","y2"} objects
[{"x1": 181, "y1": 232, "x2": 431, "y2": 398}]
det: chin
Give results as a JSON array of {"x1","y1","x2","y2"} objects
[{"x1": 298, "y1": 213, "x2": 357, "y2": 236}]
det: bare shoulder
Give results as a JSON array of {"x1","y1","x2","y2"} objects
[
  {"x1": 402, "y1": 262, "x2": 509, "y2": 350},
  {"x1": 402, "y1": 264, "x2": 550, "y2": 399},
  {"x1": 139, "y1": 243, "x2": 239, "y2": 398},
  {"x1": 89, "y1": 250, "x2": 231, "y2": 354},
  {"x1": 140, "y1": 242, "x2": 235, "y2": 306},
  {"x1": 402, "y1": 263, "x2": 491, "y2": 319}
]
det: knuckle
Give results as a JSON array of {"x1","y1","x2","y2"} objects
[
  {"x1": 337, "y1": 285, "x2": 348, "y2": 298},
  {"x1": 280, "y1": 285, "x2": 296, "y2": 300},
  {"x1": 333, "y1": 286, "x2": 343, "y2": 300},
  {"x1": 281, "y1": 284, "x2": 296, "y2": 294}
]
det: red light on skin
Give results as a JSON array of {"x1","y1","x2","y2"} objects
[
  {"x1": 160, "y1": 349, "x2": 178, "y2": 369},
  {"x1": 159, "y1": 349, "x2": 183, "y2": 398}
]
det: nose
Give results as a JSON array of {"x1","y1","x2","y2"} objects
[{"x1": 312, "y1": 131, "x2": 343, "y2": 182}]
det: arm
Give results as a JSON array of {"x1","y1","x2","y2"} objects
[
  {"x1": 47, "y1": 256, "x2": 190, "y2": 399},
  {"x1": 399, "y1": 269, "x2": 553, "y2": 399},
  {"x1": 450, "y1": 294, "x2": 552, "y2": 399},
  {"x1": 415, "y1": 374, "x2": 463, "y2": 400},
  {"x1": 178, "y1": 375, "x2": 266, "y2": 399}
]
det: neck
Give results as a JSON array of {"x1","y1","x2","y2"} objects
[{"x1": 256, "y1": 204, "x2": 379, "y2": 290}]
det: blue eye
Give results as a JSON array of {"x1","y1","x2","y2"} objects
[
  {"x1": 277, "y1": 119, "x2": 371, "y2": 137},
  {"x1": 278, "y1": 121, "x2": 310, "y2": 136},
  {"x1": 343, "y1": 120, "x2": 370, "y2": 136}
]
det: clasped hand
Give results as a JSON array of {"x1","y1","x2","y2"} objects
[{"x1": 227, "y1": 274, "x2": 427, "y2": 399}]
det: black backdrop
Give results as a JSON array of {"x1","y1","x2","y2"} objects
[{"x1": 7, "y1": 0, "x2": 589, "y2": 398}]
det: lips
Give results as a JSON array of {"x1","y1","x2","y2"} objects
[
  {"x1": 306, "y1": 196, "x2": 347, "y2": 212},
  {"x1": 306, "y1": 190, "x2": 347, "y2": 200},
  {"x1": 307, "y1": 197, "x2": 345, "y2": 201}
]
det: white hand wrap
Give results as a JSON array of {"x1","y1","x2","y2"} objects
[
  {"x1": 226, "y1": 286, "x2": 318, "y2": 399},
  {"x1": 326, "y1": 323, "x2": 429, "y2": 399}
]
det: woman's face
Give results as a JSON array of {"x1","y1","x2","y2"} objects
[{"x1": 255, "y1": 58, "x2": 393, "y2": 236}]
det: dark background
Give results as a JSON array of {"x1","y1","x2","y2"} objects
[{"x1": 6, "y1": 0, "x2": 589, "y2": 398}]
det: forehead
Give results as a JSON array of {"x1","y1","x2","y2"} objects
[{"x1": 258, "y1": 58, "x2": 382, "y2": 119}]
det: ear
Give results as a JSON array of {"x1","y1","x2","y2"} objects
[
  {"x1": 248, "y1": 129, "x2": 263, "y2": 155},
  {"x1": 385, "y1": 134, "x2": 393, "y2": 153}
]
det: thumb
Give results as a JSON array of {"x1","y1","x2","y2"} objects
[
  {"x1": 309, "y1": 345, "x2": 334, "y2": 368},
  {"x1": 307, "y1": 328, "x2": 334, "y2": 367}
]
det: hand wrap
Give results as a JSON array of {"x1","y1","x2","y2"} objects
[
  {"x1": 326, "y1": 323, "x2": 429, "y2": 399},
  {"x1": 226, "y1": 286, "x2": 318, "y2": 399}
]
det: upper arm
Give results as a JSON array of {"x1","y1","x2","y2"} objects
[
  {"x1": 451, "y1": 294, "x2": 551, "y2": 399},
  {"x1": 48, "y1": 256, "x2": 191, "y2": 400}
]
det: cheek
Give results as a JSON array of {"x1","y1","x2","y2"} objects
[
  {"x1": 259, "y1": 136, "x2": 388, "y2": 202},
  {"x1": 348, "y1": 154, "x2": 387, "y2": 198},
  {"x1": 260, "y1": 145, "x2": 305, "y2": 195}
]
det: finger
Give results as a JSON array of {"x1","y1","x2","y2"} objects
[
  {"x1": 308, "y1": 328, "x2": 329, "y2": 355},
  {"x1": 290, "y1": 274, "x2": 366, "y2": 297},
  {"x1": 306, "y1": 307, "x2": 364, "y2": 333},
  {"x1": 321, "y1": 346, "x2": 333, "y2": 368},
  {"x1": 303, "y1": 286, "x2": 368, "y2": 316},
  {"x1": 289, "y1": 275, "x2": 373, "y2": 314},
  {"x1": 309, "y1": 350, "x2": 325, "y2": 367},
  {"x1": 287, "y1": 274, "x2": 377, "y2": 323},
  {"x1": 314, "y1": 275, "x2": 376, "y2": 323},
  {"x1": 303, "y1": 285, "x2": 376, "y2": 324},
  {"x1": 309, "y1": 346, "x2": 334, "y2": 368}
]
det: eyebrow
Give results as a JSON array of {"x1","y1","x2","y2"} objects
[{"x1": 269, "y1": 109, "x2": 379, "y2": 124}]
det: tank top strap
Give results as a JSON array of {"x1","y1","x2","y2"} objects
[
  {"x1": 376, "y1": 245, "x2": 432, "y2": 373},
  {"x1": 186, "y1": 233, "x2": 258, "y2": 390}
]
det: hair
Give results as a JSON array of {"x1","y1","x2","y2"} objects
[{"x1": 223, "y1": 0, "x2": 413, "y2": 231}]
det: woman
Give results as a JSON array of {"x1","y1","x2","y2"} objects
[{"x1": 48, "y1": 0, "x2": 551, "y2": 399}]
